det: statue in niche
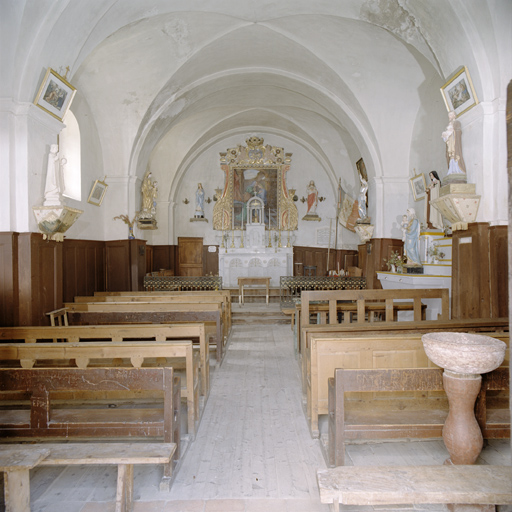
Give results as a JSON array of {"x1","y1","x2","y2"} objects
[
  {"x1": 404, "y1": 208, "x2": 421, "y2": 266},
  {"x1": 43, "y1": 143, "x2": 67, "y2": 206},
  {"x1": 195, "y1": 183, "x2": 205, "y2": 218},
  {"x1": 442, "y1": 110, "x2": 466, "y2": 176}
]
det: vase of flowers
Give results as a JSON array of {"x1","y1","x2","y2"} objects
[
  {"x1": 383, "y1": 251, "x2": 406, "y2": 272},
  {"x1": 427, "y1": 244, "x2": 445, "y2": 264}
]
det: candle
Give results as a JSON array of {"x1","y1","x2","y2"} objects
[{"x1": 232, "y1": 208, "x2": 234, "y2": 230}]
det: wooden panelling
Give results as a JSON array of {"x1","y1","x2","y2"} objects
[
  {"x1": 490, "y1": 226, "x2": 508, "y2": 318},
  {"x1": 203, "y1": 245, "x2": 219, "y2": 276},
  {"x1": 105, "y1": 240, "x2": 132, "y2": 291},
  {"x1": 62, "y1": 240, "x2": 105, "y2": 302},
  {"x1": 0, "y1": 232, "x2": 19, "y2": 327},
  {"x1": 293, "y1": 247, "x2": 359, "y2": 277},
  {"x1": 17, "y1": 233, "x2": 62, "y2": 326},
  {"x1": 452, "y1": 223, "x2": 508, "y2": 319},
  {"x1": 358, "y1": 238, "x2": 403, "y2": 289},
  {"x1": 152, "y1": 245, "x2": 176, "y2": 274}
]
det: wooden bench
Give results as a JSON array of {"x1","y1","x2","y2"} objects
[
  {"x1": 237, "y1": 276, "x2": 271, "y2": 304},
  {"x1": 0, "y1": 323, "x2": 210, "y2": 398},
  {"x1": 300, "y1": 317, "x2": 509, "y2": 402},
  {"x1": 305, "y1": 331, "x2": 509, "y2": 437},
  {"x1": 0, "y1": 366, "x2": 181, "y2": 486},
  {"x1": 326, "y1": 367, "x2": 510, "y2": 467},
  {"x1": 93, "y1": 290, "x2": 232, "y2": 338},
  {"x1": 296, "y1": 288, "x2": 450, "y2": 356},
  {"x1": 0, "y1": 340, "x2": 201, "y2": 438},
  {"x1": 317, "y1": 465, "x2": 512, "y2": 511},
  {"x1": 63, "y1": 301, "x2": 225, "y2": 363},
  {"x1": 1, "y1": 443, "x2": 177, "y2": 512}
]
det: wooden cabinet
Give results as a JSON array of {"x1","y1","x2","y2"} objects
[{"x1": 452, "y1": 223, "x2": 508, "y2": 319}]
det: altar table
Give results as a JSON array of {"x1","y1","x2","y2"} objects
[{"x1": 238, "y1": 277, "x2": 271, "y2": 304}]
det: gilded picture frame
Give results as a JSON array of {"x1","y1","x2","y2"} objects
[
  {"x1": 356, "y1": 157, "x2": 368, "y2": 181},
  {"x1": 440, "y1": 66, "x2": 478, "y2": 118},
  {"x1": 87, "y1": 179, "x2": 108, "y2": 206},
  {"x1": 34, "y1": 68, "x2": 76, "y2": 121},
  {"x1": 410, "y1": 173, "x2": 427, "y2": 201}
]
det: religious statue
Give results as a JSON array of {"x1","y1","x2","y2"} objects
[
  {"x1": 43, "y1": 144, "x2": 67, "y2": 206},
  {"x1": 306, "y1": 180, "x2": 318, "y2": 214},
  {"x1": 140, "y1": 172, "x2": 157, "y2": 216},
  {"x1": 404, "y1": 208, "x2": 421, "y2": 266},
  {"x1": 137, "y1": 171, "x2": 158, "y2": 229},
  {"x1": 195, "y1": 183, "x2": 205, "y2": 218},
  {"x1": 357, "y1": 176, "x2": 368, "y2": 221},
  {"x1": 442, "y1": 111, "x2": 466, "y2": 175},
  {"x1": 426, "y1": 171, "x2": 443, "y2": 229}
]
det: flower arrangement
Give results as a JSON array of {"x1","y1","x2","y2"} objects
[
  {"x1": 427, "y1": 244, "x2": 445, "y2": 260},
  {"x1": 383, "y1": 251, "x2": 406, "y2": 271}
]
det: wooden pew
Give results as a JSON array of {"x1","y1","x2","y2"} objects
[
  {"x1": 0, "y1": 323, "x2": 210, "y2": 398},
  {"x1": 63, "y1": 301, "x2": 225, "y2": 363},
  {"x1": 326, "y1": 367, "x2": 510, "y2": 467},
  {"x1": 1, "y1": 443, "x2": 177, "y2": 512},
  {"x1": 0, "y1": 340, "x2": 201, "y2": 438},
  {"x1": 0, "y1": 367, "x2": 181, "y2": 486},
  {"x1": 296, "y1": 288, "x2": 450, "y2": 356},
  {"x1": 317, "y1": 465, "x2": 512, "y2": 511},
  {"x1": 305, "y1": 331, "x2": 509, "y2": 437},
  {"x1": 93, "y1": 290, "x2": 232, "y2": 338},
  {"x1": 300, "y1": 317, "x2": 509, "y2": 399}
]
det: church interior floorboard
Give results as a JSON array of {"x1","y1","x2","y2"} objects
[{"x1": 0, "y1": 315, "x2": 510, "y2": 512}]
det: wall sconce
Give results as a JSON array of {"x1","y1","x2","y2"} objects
[
  {"x1": 206, "y1": 197, "x2": 212, "y2": 204},
  {"x1": 183, "y1": 198, "x2": 189, "y2": 204},
  {"x1": 319, "y1": 196, "x2": 326, "y2": 202},
  {"x1": 300, "y1": 197, "x2": 306, "y2": 203}
]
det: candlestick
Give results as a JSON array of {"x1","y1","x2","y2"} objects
[
  {"x1": 230, "y1": 229, "x2": 235, "y2": 248},
  {"x1": 268, "y1": 229, "x2": 272, "y2": 248}
]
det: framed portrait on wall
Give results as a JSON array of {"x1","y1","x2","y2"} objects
[
  {"x1": 356, "y1": 158, "x2": 368, "y2": 181},
  {"x1": 410, "y1": 173, "x2": 427, "y2": 201},
  {"x1": 87, "y1": 179, "x2": 108, "y2": 206},
  {"x1": 440, "y1": 66, "x2": 478, "y2": 117},
  {"x1": 34, "y1": 68, "x2": 76, "y2": 121}
]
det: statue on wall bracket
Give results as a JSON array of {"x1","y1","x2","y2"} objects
[
  {"x1": 137, "y1": 171, "x2": 158, "y2": 230},
  {"x1": 212, "y1": 137, "x2": 298, "y2": 231}
]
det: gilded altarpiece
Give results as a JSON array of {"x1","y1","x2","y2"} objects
[{"x1": 213, "y1": 137, "x2": 298, "y2": 231}]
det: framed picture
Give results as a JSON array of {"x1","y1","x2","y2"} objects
[
  {"x1": 356, "y1": 158, "x2": 368, "y2": 181},
  {"x1": 410, "y1": 173, "x2": 427, "y2": 201},
  {"x1": 34, "y1": 68, "x2": 76, "y2": 121},
  {"x1": 87, "y1": 179, "x2": 108, "y2": 206},
  {"x1": 440, "y1": 66, "x2": 478, "y2": 117}
]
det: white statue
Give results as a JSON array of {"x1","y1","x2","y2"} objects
[
  {"x1": 43, "y1": 144, "x2": 66, "y2": 206},
  {"x1": 357, "y1": 176, "x2": 368, "y2": 221},
  {"x1": 195, "y1": 183, "x2": 205, "y2": 218},
  {"x1": 442, "y1": 111, "x2": 466, "y2": 175}
]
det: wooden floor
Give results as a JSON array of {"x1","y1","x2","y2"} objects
[{"x1": 2, "y1": 303, "x2": 511, "y2": 512}]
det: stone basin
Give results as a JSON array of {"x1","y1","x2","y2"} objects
[{"x1": 422, "y1": 332, "x2": 506, "y2": 374}]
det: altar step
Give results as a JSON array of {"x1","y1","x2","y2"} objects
[{"x1": 231, "y1": 304, "x2": 289, "y2": 325}]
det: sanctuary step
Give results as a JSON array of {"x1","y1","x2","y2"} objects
[{"x1": 231, "y1": 303, "x2": 289, "y2": 325}]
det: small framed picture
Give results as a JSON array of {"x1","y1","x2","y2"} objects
[
  {"x1": 440, "y1": 66, "x2": 478, "y2": 118},
  {"x1": 87, "y1": 179, "x2": 108, "y2": 206},
  {"x1": 34, "y1": 68, "x2": 76, "y2": 121},
  {"x1": 356, "y1": 157, "x2": 368, "y2": 181},
  {"x1": 410, "y1": 173, "x2": 427, "y2": 201}
]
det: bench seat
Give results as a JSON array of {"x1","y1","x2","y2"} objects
[{"x1": 317, "y1": 465, "x2": 512, "y2": 510}]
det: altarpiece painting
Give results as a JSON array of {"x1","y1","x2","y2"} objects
[{"x1": 213, "y1": 137, "x2": 298, "y2": 232}]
